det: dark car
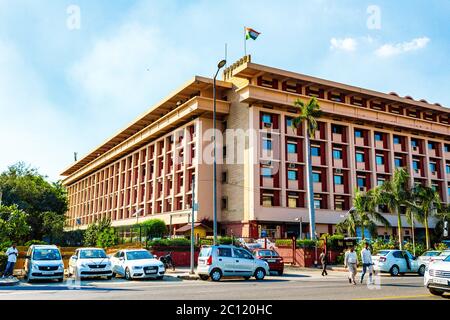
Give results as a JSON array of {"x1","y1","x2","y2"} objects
[{"x1": 253, "y1": 249, "x2": 284, "y2": 275}]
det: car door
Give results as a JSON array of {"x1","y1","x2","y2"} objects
[
  {"x1": 233, "y1": 248, "x2": 254, "y2": 276},
  {"x1": 405, "y1": 251, "x2": 419, "y2": 272},
  {"x1": 111, "y1": 251, "x2": 124, "y2": 275},
  {"x1": 216, "y1": 247, "x2": 235, "y2": 276},
  {"x1": 392, "y1": 251, "x2": 407, "y2": 272}
]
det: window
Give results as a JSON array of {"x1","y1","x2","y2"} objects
[
  {"x1": 374, "y1": 132, "x2": 382, "y2": 141},
  {"x1": 287, "y1": 170, "x2": 298, "y2": 181},
  {"x1": 333, "y1": 149, "x2": 343, "y2": 159},
  {"x1": 288, "y1": 195, "x2": 298, "y2": 208},
  {"x1": 234, "y1": 248, "x2": 253, "y2": 260},
  {"x1": 262, "y1": 114, "x2": 272, "y2": 124},
  {"x1": 221, "y1": 197, "x2": 228, "y2": 210},
  {"x1": 413, "y1": 160, "x2": 420, "y2": 171},
  {"x1": 429, "y1": 163, "x2": 437, "y2": 173},
  {"x1": 445, "y1": 144, "x2": 450, "y2": 153},
  {"x1": 393, "y1": 136, "x2": 401, "y2": 145},
  {"x1": 394, "y1": 158, "x2": 402, "y2": 168},
  {"x1": 357, "y1": 177, "x2": 365, "y2": 187},
  {"x1": 313, "y1": 172, "x2": 321, "y2": 183},
  {"x1": 376, "y1": 155, "x2": 385, "y2": 165},
  {"x1": 446, "y1": 165, "x2": 450, "y2": 174},
  {"x1": 448, "y1": 187, "x2": 450, "y2": 196},
  {"x1": 428, "y1": 142, "x2": 435, "y2": 150},
  {"x1": 335, "y1": 201, "x2": 343, "y2": 211},
  {"x1": 377, "y1": 179, "x2": 385, "y2": 186},
  {"x1": 355, "y1": 130, "x2": 363, "y2": 138},
  {"x1": 222, "y1": 171, "x2": 228, "y2": 183},
  {"x1": 218, "y1": 247, "x2": 232, "y2": 257},
  {"x1": 287, "y1": 143, "x2": 297, "y2": 154},
  {"x1": 286, "y1": 118, "x2": 293, "y2": 128},
  {"x1": 332, "y1": 125, "x2": 343, "y2": 134},
  {"x1": 311, "y1": 146, "x2": 320, "y2": 156},
  {"x1": 262, "y1": 194, "x2": 274, "y2": 207},
  {"x1": 314, "y1": 200, "x2": 321, "y2": 209},
  {"x1": 334, "y1": 175, "x2": 344, "y2": 185},
  {"x1": 356, "y1": 153, "x2": 365, "y2": 163},
  {"x1": 262, "y1": 139, "x2": 272, "y2": 150},
  {"x1": 411, "y1": 139, "x2": 418, "y2": 148},
  {"x1": 261, "y1": 167, "x2": 272, "y2": 177}
]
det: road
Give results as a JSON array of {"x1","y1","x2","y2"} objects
[{"x1": 0, "y1": 268, "x2": 448, "y2": 300}]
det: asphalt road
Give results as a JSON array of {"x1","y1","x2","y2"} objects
[{"x1": 0, "y1": 268, "x2": 448, "y2": 300}]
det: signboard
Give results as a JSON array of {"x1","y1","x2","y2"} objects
[{"x1": 261, "y1": 230, "x2": 268, "y2": 238}]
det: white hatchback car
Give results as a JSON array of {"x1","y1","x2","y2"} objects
[
  {"x1": 110, "y1": 249, "x2": 165, "y2": 280},
  {"x1": 372, "y1": 249, "x2": 426, "y2": 276},
  {"x1": 24, "y1": 245, "x2": 64, "y2": 282},
  {"x1": 68, "y1": 248, "x2": 112, "y2": 280},
  {"x1": 424, "y1": 255, "x2": 450, "y2": 296},
  {"x1": 417, "y1": 250, "x2": 441, "y2": 268},
  {"x1": 197, "y1": 245, "x2": 270, "y2": 281},
  {"x1": 429, "y1": 250, "x2": 450, "y2": 264}
]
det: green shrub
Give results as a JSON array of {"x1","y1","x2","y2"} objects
[
  {"x1": 296, "y1": 239, "x2": 317, "y2": 248},
  {"x1": 434, "y1": 243, "x2": 448, "y2": 251},
  {"x1": 148, "y1": 238, "x2": 191, "y2": 247},
  {"x1": 24, "y1": 240, "x2": 47, "y2": 247},
  {"x1": 96, "y1": 228, "x2": 118, "y2": 248},
  {"x1": 336, "y1": 253, "x2": 345, "y2": 265},
  {"x1": 0, "y1": 253, "x2": 7, "y2": 275},
  {"x1": 275, "y1": 239, "x2": 294, "y2": 247},
  {"x1": 140, "y1": 219, "x2": 167, "y2": 239},
  {"x1": 0, "y1": 241, "x2": 12, "y2": 252}
]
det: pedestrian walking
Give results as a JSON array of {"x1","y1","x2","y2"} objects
[
  {"x1": 319, "y1": 249, "x2": 328, "y2": 276},
  {"x1": 2, "y1": 243, "x2": 18, "y2": 278},
  {"x1": 360, "y1": 242, "x2": 373, "y2": 284},
  {"x1": 344, "y1": 246, "x2": 358, "y2": 285}
]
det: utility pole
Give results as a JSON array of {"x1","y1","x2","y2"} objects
[{"x1": 190, "y1": 177, "x2": 196, "y2": 275}]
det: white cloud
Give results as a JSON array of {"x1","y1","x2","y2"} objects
[
  {"x1": 330, "y1": 37, "x2": 357, "y2": 52},
  {"x1": 375, "y1": 37, "x2": 430, "y2": 57}
]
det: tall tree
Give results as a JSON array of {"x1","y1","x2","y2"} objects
[
  {"x1": 353, "y1": 189, "x2": 390, "y2": 239},
  {"x1": 292, "y1": 97, "x2": 322, "y2": 240},
  {"x1": 0, "y1": 162, "x2": 68, "y2": 240},
  {"x1": 0, "y1": 204, "x2": 30, "y2": 244},
  {"x1": 411, "y1": 184, "x2": 441, "y2": 250},
  {"x1": 375, "y1": 168, "x2": 410, "y2": 250}
]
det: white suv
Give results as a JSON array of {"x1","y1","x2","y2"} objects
[
  {"x1": 197, "y1": 245, "x2": 270, "y2": 281},
  {"x1": 424, "y1": 255, "x2": 450, "y2": 296}
]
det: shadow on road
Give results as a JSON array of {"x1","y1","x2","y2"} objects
[{"x1": 280, "y1": 274, "x2": 312, "y2": 278}]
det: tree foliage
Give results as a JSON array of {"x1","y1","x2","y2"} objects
[
  {"x1": 0, "y1": 162, "x2": 68, "y2": 240},
  {"x1": 83, "y1": 218, "x2": 117, "y2": 248},
  {"x1": 0, "y1": 204, "x2": 30, "y2": 244},
  {"x1": 140, "y1": 219, "x2": 167, "y2": 239}
]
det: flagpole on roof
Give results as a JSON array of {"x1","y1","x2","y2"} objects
[{"x1": 244, "y1": 26, "x2": 247, "y2": 56}]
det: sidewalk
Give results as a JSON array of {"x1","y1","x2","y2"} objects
[
  {"x1": 0, "y1": 277, "x2": 20, "y2": 287},
  {"x1": 165, "y1": 267, "x2": 200, "y2": 280},
  {"x1": 286, "y1": 264, "x2": 348, "y2": 272}
]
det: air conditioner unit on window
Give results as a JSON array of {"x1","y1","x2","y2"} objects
[
  {"x1": 288, "y1": 163, "x2": 296, "y2": 169},
  {"x1": 264, "y1": 122, "x2": 273, "y2": 129},
  {"x1": 413, "y1": 146, "x2": 418, "y2": 151},
  {"x1": 335, "y1": 168, "x2": 342, "y2": 174},
  {"x1": 414, "y1": 169, "x2": 420, "y2": 173},
  {"x1": 359, "y1": 186, "x2": 367, "y2": 192}
]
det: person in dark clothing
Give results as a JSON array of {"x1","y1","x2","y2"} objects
[{"x1": 319, "y1": 249, "x2": 328, "y2": 276}]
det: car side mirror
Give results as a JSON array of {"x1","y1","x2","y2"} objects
[
  {"x1": 119, "y1": 257, "x2": 124, "y2": 261},
  {"x1": 72, "y1": 255, "x2": 78, "y2": 260},
  {"x1": 153, "y1": 255, "x2": 158, "y2": 259},
  {"x1": 25, "y1": 255, "x2": 31, "y2": 259}
]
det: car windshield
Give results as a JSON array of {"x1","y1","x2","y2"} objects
[
  {"x1": 126, "y1": 251, "x2": 152, "y2": 260},
  {"x1": 257, "y1": 250, "x2": 275, "y2": 257},
  {"x1": 80, "y1": 249, "x2": 107, "y2": 259},
  {"x1": 199, "y1": 247, "x2": 212, "y2": 257},
  {"x1": 33, "y1": 248, "x2": 61, "y2": 261},
  {"x1": 422, "y1": 251, "x2": 440, "y2": 257},
  {"x1": 438, "y1": 251, "x2": 450, "y2": 256},
  {"x1": 376, "y1": 250, "x2": 390, "y2": 256},
  {"x1": 444, "y1": 256, "x2": 450, "y2": 262}
]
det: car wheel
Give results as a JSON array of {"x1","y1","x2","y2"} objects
[
  {"x1": 125, "y1": 268, "x2": 132, "y2": 280},
  {"x1": 254, "y1": 268, "x2": 266, "y2": 280},
  {"x1": 57, "y1": 278, "x2": 64, "y2": 283},
  {"x1": 418, "y1": 265, "x2": 425, "y2": 276},
  {"x1": 111, "y1": 272, "x2": 116, "y2": 278},
  {"x1": 199, "y1": 275, "x2": 209, "y2": 281},
  {"x1": 106, "y1": 276, "x2": 112, "y2": 280},
  {"x1": 210, "y1": 269, "x2": 222, "y2": 282},
  {"x1": 390, "y1": 265, "x2": 400, "y2": 276},
  {"x1": 243, "y1": 276, "x2": 251, "y2": 280},
  {"x1": 429, "y1": 288, "x2": 444, "y2": 296},
  {"x1": 156, "y1": 276, "x2": 164, "y2": 280},
  {"x1": 278, "y1": 270, "x2": 284, "y2": 276}
]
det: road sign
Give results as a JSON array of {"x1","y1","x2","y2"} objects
[
  {"x1": 193, "y1": 203, "x2": 199, "y2": 211},
  {"x1": 261, "y1": 230, "x2": 267, "y2": 237}
]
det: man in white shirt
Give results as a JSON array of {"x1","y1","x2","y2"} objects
[
  {"x1": 344, "y1": 246, "x2": 358, "y2": 285},
  {"x1": 360, "y1": 242, "x2": 373, "y2": 284},
  {"x1": 2, "y1": 243, "x2": 18, "y2": 278}
]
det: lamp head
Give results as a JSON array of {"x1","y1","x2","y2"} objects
[{"x1": 217, "y1": 59, "x2": 227, "y2": 69}]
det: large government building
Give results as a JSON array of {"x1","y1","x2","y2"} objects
[{"x1": 61, "y1": 56, "x2": 449, "y2": 240}]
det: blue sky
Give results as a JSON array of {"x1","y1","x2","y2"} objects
[{"x1": 0, "y1": 0, "x2": 449, "y2": 181}]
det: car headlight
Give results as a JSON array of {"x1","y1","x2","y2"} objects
[
  {"x1": 133, "y1": 266, "x2": 143, "y2": 270},
  {"x1": 32, "y1": 264, "x2": 40, "y2": 270},
  {"x1": 159, "y1": 263, "x2": 165, "y2": 268},
  {"x1": 59, "y1": 264, "x2": 64, "y2": 270},
  {"x1": 80, "y1": 263, "x2": 88, "y2": 268}
]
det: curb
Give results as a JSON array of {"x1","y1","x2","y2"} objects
[
  {"x1": 176, "y1": 274, "x2": 200, "y2": 280},
  {"x1": 0, "y1": 278, "x2": 20, "y2": 287}
]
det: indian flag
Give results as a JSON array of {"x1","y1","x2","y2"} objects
[{"x1": 245, "y1": 27, "x2": 260, "y2": 40}]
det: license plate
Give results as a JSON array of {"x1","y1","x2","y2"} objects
[
  {"x1": 42, "y1": 271, "x2": 54, "y2": 275},
  {"x1": 145, "y1": 270, "x2": 157, "y2": 274},
  {"x1": 433, "y1": 278, "x2": 449, "y2": 285},
  {"x1": 267, "y1": 259, "x2": 276, "y2": 263}
]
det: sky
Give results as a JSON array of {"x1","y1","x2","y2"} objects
[{"x1": 0, "y1": 0, "x2": 449, "y2": 182}]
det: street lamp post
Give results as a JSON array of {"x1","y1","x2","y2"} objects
[
  {"x1": 213, "y1": 59, "x2": 226, "y2": 245},
  {"x1": 295, "y1": 217, "x2": 303, "y2": 239}
]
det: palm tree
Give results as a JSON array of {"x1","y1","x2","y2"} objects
[
  {"x1": 354, "y1": 189, "x2": 390, "y2": 239},
  {"x1": 292, "y1": 97, "x2": 322, "y2": 240},
  {"x1": 410, "y1": 184, "x2": 441, "y2": 250},
  {"x1": 375, "y1": 168, "x2": 410, "y2": 250},
  {"x1": 336, "y1": 208, "x2": 360, "y2": 237}
]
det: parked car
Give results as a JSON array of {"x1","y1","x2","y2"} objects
[
  {"x1": 372, "y1": 249, "x2": 426, "y2": 276},
  {"x1": 418, "y1": 250, "x2": 441, "y2": 267},
  {"x1": 255, "y1": 238, "x2": 276, "y2": 250},
  {"x1": 24, "y1": 245, "x2": 64, "y2": 283},
  {"x1": 424, "y1": 255, "x2": 450, "y2": 296},
  {"x1": 236, "y1": 238, "x2": 262, "y2": 251},
  {"x1": 68, "y1": 248, "x2": 113, "y2": 280},
  {"x1": 253, "y1": 249, "x2": 284, "y2": 275},
  {"x1": 197, "y1": 245, "x2": 270, "y2": 281},
  {"x1": 429, "y1": 250, "x2": 450, "y2": 264},
  {"x1": 110, "y1": 249, "x2": 165, "y2": 280}
]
